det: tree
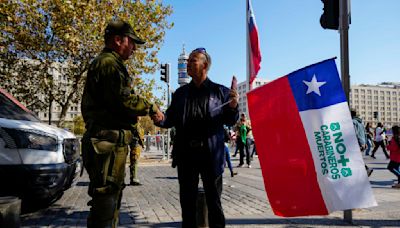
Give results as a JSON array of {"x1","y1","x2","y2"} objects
[
  {"x1": 139, "y1": 115, "x2": 156, "y2": 135},
  {"x1": 72, "y1": 115, "x2": 85, "y2": 136},
  {"x1": 0, "y1": 0, "x2": 173, "y2": 126}
]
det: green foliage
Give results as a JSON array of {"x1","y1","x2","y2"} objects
[
  {"x1": 72, "y1": 115, "x2": 85, "y2": 136},
  {"x1": 0, "y1": 0, "x2": 173, "y2": 126}
]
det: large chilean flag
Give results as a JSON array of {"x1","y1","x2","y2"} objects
[{"x1": 247, "y1": 59, "x2": 377, "y2": 217}]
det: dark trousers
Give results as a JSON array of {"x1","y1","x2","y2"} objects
[
  {"x1": 224, "y1": 144, "x2": 233, "y2": 175},
  {"x1": 177, "y1": 150, "x2": 225, "y2": 228},
  {"x1": 238, "y1": 138, "x2": 251, "y2": 165},
  {"x1": 387, "y1": 161, "x2": 400, "y2": 183},
  {"x1": 371, "y1": 141, "x2": 389, "y2": 158}
]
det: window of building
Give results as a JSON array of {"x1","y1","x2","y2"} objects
[
  {"x1": 374, "y1": 91, "x2": 378, "y2": 94},
  {"x1": 367, "y1": 90, "x2": 371, "y2": 94}
]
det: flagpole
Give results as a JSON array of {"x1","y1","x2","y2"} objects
[
  {"x1": 246, "y1": 0, "x2": 250, "y2": 92},
  {"x1": 339, "y1": 0, "x2": 353, "y2": 223}
]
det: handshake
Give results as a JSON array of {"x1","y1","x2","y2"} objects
[{"x1": 151, "y1": 108, "x2": 164, "y2": 124}]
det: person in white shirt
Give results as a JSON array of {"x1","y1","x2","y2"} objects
[{"x1": 371, "y1": 122, "x2": 389, "y2": 159}]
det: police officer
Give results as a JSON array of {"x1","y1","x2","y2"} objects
[
  {"x1": 81, "y1": 19, "x2": 163, "y2": 228},
  {"x1": 129, "y1": 122, "x2": 144, "y2": 186}
]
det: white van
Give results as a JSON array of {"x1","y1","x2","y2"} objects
[{"x1": 0, "y1": 89, "x2": 81, "y2": 204}]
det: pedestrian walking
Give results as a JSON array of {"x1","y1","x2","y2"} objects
[
  {"x1": 371, "y1": 122, "x2": 390, "y2": 159},
  {"x1": 365, "y1": 122, "x2": 374, "y2": 156},
  {"x1": 156, "y1": 131, "x2": 162, "y2": 150},
  {"x1": 145, "y1": 131, "x2": 151, "y2": 151},
  {"x1": 224, "y1": 127, "x2": 237, "y2": 177},
  {"x1": 154, "y1": 47, "x2": 239, "y2": 227},
  {"x1": 351, "y1": 110, "x2": 373, "y2": 176},
  {"x1": 80, "y1": 19, "x2": 163, "y2": 228},
  {"x1": 235, "y1": 113, "x2": 252, "y2": 168},
  {"x1": 129, "y1": 122, "x2": 144, "y2": 186},
  {"x1": 387, "y1": 125, "x2": 400, "y2": 188}
]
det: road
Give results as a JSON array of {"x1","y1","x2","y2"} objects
[{"x1": 21, "y1": 148, "x2": 400, "y2": 227}]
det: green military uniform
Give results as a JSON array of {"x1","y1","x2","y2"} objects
[
  {"x1": 81, "y1": 27, "x2": 157, "y2": 226},
  {"x1": 129, "y1": 122, "x2": 144, "y2": 185}
]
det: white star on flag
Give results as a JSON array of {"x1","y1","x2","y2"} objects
[{"x1": 303, "y1": 74, "x2": 326, "y2": 96}]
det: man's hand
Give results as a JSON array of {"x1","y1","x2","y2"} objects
[
  {"x1": 229, "y1": 89, "x2": 238, "y2": 108},
  {"x1": 151, "y1": 110, "x2": 164, "y2": 124}
]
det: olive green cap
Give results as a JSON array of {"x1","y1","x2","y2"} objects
[{"x1": 105, "y1": 19, "x2": 145, "y2": 44}]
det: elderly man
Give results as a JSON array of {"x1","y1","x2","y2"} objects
[
  {"x1": 81, "y1": 19, "x2": 163, "y2": 228},
  {"x1": 154, "y1": 48, "x2": 239, "y2": 227}
]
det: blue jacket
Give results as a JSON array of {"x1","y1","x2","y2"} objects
[{"x1": 157, "y1": 79, "x2": 239, "y2": 177}]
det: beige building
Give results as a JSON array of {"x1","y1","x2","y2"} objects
[
  {"x1": 349, "y1": 82, "x2": 400, "y2": 127},
  {"x1": 237, "y1": 78, "x2": 270, "y2": 117}
]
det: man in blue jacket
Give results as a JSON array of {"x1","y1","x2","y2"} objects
[{"x1": 154, "y1": 48, "x2": 239, "y2": 227}]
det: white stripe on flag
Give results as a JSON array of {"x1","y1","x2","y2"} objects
[{"x1": 299, "y1": 102, "x2": 377, "y2": 212}]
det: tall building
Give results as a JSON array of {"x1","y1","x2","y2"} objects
[
  {"x1": 349, "y1": 82, "x2": 400, "y2": 127},
  {"x1": 237, "y1": 78, "x2": 270, "y2": 117},
  {"x1": 177, "y1": 44, "x2": 190, "y2": 87},
  {"x1": 35, "y1": 62, "x2": 81, "y2": 126}
]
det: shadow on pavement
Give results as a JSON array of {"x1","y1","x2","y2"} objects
[
  {"x1": 370, "y1": 180, "x2": 394, "y2": 187},
  {"x1": 154, "y1": 176, "x2": 178, "y2": 180},
  {"x1": 21, "y1": 206, "x2": 88, "y2": 226},
  {"x1": 76, "y1": 181, "x2": 90, "y2": 186}
]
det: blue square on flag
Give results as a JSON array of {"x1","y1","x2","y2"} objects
[{"x1": 288, "y1": 60, "x2": 347, "y2": 112}]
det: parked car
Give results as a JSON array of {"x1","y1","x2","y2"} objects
[{"x1": 0, "y1": 88, "x2": 81, "y2": 204}]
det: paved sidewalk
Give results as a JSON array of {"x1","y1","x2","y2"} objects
[{"x1": 21, "y1": 148, "x2": 400, "y2": 227}]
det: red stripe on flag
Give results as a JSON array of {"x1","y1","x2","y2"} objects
[
  {"x1": 247, "y1": 77, "x2": 328, "y2": 217},
  {"x1": 249, "y1": 28, "x2": 261, "y2": 86}
]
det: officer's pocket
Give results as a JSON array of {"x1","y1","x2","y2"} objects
[
  {"x1": 108, "y1": 145, "x2": 129, "y2": 185},
  {"x1": 91, "y1": 138, "x2": 116, "y2": 155}
]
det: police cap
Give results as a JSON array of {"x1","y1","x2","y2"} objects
[{"x1": 105, "y1": 19, "x2": 145, "y2": 44}]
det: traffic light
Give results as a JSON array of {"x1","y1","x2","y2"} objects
[
  {"x1": 373, "y1": 111, "x2": 378, "y2": 119},
  {"x1": 160, "y1": 63, "x2": 170, "y2": 83},
  {"x1": 320, "y1": 0, "x2": 339, "y2": 30}
]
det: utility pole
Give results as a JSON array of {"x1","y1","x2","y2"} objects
[
  {"x1": 340, "y1": 0, "x2": 350, "y2": 101},
  {"x1": 160, "y1": 63, "x2": 171, "y2": 160},
  {"x1": 339, "y1": 0, "x2": 352, "y2": 223},
  {"x1": 321, "y1": 0, "x2": 352, "y2": 223}
]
